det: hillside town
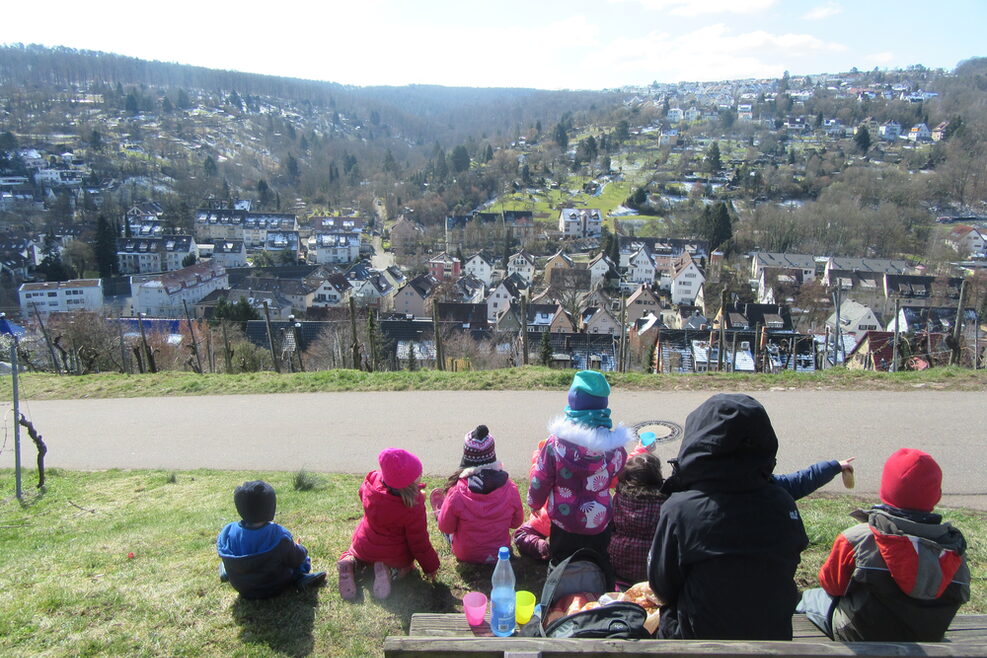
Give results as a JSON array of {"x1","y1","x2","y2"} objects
[{"x1": 1, "y1": 50, "x2": 986, "y2": 375}]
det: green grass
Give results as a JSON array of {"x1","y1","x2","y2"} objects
[
  {"x1": 2, "y1": 366, "x2": 986, "y2": 400},
  {"x1": 1, "y1": 469, "x2": 983, "y2": 656}
]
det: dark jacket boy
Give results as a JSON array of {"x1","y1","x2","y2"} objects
[{"x1": 648, "y1": 394, "x2": 809, "y2": 640}]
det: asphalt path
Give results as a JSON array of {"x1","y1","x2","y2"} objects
[{"x1": 1, "y1": 390, "x2": 985, "y2": 509}]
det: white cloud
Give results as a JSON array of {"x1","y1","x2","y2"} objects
[
  {"x1": 588, "y1": 23, "x2": 847, "y2": 85},
  {"x1": 803, "y1": 2, "x2": 843, "y2": 20},
  {"x1": 610, "y1": 0, "x2": 777, "y2": 16}
]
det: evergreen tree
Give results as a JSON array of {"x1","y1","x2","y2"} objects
[
  {"x1": 615, "y1": 120, "x2": 630, "y2": 142},
  {"x1": 854, "y1": 126, "x2": 871, "y2": 153},
  {"x1": 213, "y1": 297, "x2": 260, "y2": 323},
  {"x1": 203, "y1": 155, "x2": 218, "y2": 177},
  {"x1": 406, "y1": 341, "x2": 418, "y2": 371},
  {"x1": 39, "y1": 231, "x2": 74, "y2": 282},
  {"x1": 257, "y1": 179, "x2": 271, "y2": 208},
  {"x1": 125, "y1": 91, "x2": 139, "y2": 115},
  {"x1": 285, "y1": 153, "x2": 299, "y2": 180},
  {"x1": 94, "y1": 214, "x2": 118, "y2": 278},
  {"x1": 483, "y1": 144, "x2": 494, "y2": 163},
  {"x1": 704, "y1": 141, "x2": 721, "y2": 172},
  {"x1": 553, "y1": 122, "x2": 569, "y2": 150},
  {"x1": 382, "y1": 149, "x2": 399, "y2": 175},
  {"x1": 539, "y1": 330, "x2": 553, "y2": 366},
  {"x1": 706, "y1": 202, "x2": 733, "y2": 251},
  {"x1": 182, "y1": 253, "x2": 197, "y2": 267},
  {"x1": 450, "y1": 145, "x2": 470, "y2": 173}
]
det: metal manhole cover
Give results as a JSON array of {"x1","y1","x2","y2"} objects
[{"x1": 631, "y1": 420, "x2": 683, "y2": 449}]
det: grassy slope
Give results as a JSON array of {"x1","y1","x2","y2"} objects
[
  {"x1": 2, "y1": 366, "x2": 986, "y2": 400},
  {"x1": 1, "y1": 469, "x2": 983, "y2": 657}
]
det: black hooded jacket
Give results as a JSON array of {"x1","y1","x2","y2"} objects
[{"x1": 648, "y1": 394, "x2": 809, "y2": 640}]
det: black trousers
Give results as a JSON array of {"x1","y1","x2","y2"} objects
[{"x1": 549, "y1": 524, "x2": 613, "y2": 573}]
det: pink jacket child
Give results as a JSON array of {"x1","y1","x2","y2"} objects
[
  {"x1": 528, "y1": 370, "x2": 629, "y2": 565},
  {"x1": 338, "y1": 448, "x2": 440, "y2": 602},
  {"x1": 438, "y1": 425, "x2": 525, "y2": 564}
]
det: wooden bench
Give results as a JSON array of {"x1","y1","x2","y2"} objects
[{"x1": 383, "y1": 613, "x2": 987, "y2": 657}]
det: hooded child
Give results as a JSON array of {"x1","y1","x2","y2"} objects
[
  {"x1": 648, "y1": 393, "x2": 809, "y2": 640},
  {"x1": 797, "y1": 448, "x2": 970, "y2": 642},
  {"x1": 217, "y1": 480, "x2": 326, "y2": 599},
  {"x1": 436, "y1": 425, "x2": 525, "y2": 564},
  {"x1": 528, "y1": 370, "x2": 629, "y2": 566},
  {"x1": 338, "y1": 448, "x2": 440, "y2": 601}
]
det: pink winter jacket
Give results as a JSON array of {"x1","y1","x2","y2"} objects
[
  {"x1": 438, "y1": 464, "x2": 524, "y2": 564},
  {"x1": 528, "y1": 417, "x2": 629, "y2": 535}
]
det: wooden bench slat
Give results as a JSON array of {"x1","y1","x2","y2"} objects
[{"x1": 384, "y1": 636, "x2": 987, "y2": 657}]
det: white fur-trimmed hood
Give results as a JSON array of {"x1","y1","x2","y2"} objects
[
  {"x1": 547, "y1": 416, "x2": 630, "y2": 453},
  {"x1": 458, "y1": 461, "x2": 503, "y2": 479}
]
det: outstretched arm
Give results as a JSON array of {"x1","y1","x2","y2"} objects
[{"x1": 773, "y1": 458, "x2": 852, "y2": 500}]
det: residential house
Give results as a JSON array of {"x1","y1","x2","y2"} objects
[
  {"x1": 453, "y1": 274, "x2": 485, "y2": 304},
  {"x1": 890, "y1": 306, "x2": 978, "y2": 342},
  {"x1": 263, "y1": 230, "x2": 300, "y2": 258},
  {"x1": 558, "y1": 208, "x2": 603, "y2": 238},
  {"x1": 350, "y1": 271, "x2": 395, "y2": 310},
  {"x1": 132, "y1": 260, "x2": 228, "y2": 317},
  {"x1": 542, "y1": 250, "x2": 574, "y2": 283},
  {"x1": 750, "y1": 252, "x2": 817, "y2": 282},
  {"x1": 494, "y1": 301, "x2": 556, "y2": 334},
  {"x1": 117, "y1": 236, "x2": 197, "y2": 275},
  {"x1": 311, "y1": 272, "x2": 352, "y2": 308},
  {"x1": 201, "y1": 288, "x2": 293, "y2": 321},
  {"x1": 658, "y1": 128, "x2": 678, "y2": 146},
  {"x1": 581, "y1": 306, "x2": 620, "y2": 335},
  {"x1": 503, "y1": 210, "x2": 536, "y2": 244},
  {"x1": 19, "y1": 279, "x2": 103, "y2": 316},
  {"x1": 549, "y1": 306, "x2": 578, "y2": 334},
  {"x1": 507, "y1": 249, "x2": 536, "y2": 284},
  {"x1": 756, "y1": 267, "x2": 805, "y2": 305},
  {"x1": 463, "y1": 253, "x2": 494, "y2": 285},
  {"x1": 845, "y1": 331, "x2": 895, "y2": 371},
  {"x1": 486, "y1": 273, "x2": 529, "y2": 322},
  {"x1": 946, "y1": 225, "x2": 986, "y2": 258},
  {"x1": 670, "y1": 253, "x2": 705, "y2": 305},
  {"x1": 436, "y1": 302, "x2": 490, "y2": 332},
  {"x1": 308, "y1": 232, "x2": 360, "y2": 265},
  {"x1": 826, "y1": 299, "x2": 883, "y2": 336},
  {"x1": 932, "y1": 121, "x2": 950, "y2": 142},
  {"x1": 394, "y1": 274, "x2": 440, "y2": 318},
  {"x1": 822, "y1": 257, "x2": 911, "y2": 280},
  {"x1": 684, "y1": 106, "x2": 701, "y2": 122},
  {"x1": 202, "y1": 240, "x2": 248, "y2": 268},
  {"x1": 879, "y1": 120, "x2": 902, "y2": 141},
  {"x1": 666, "y1": 107, "x2": 684, "y2": 123},
  {"x1": 389, "y1": 216, "x2": 424, "y2": 256},
  {"x1": 587, "y1": 253, "x2": 616, "y2": 289},
  {"x1": 625, "y1": 285, "x2": 662, "y2": 325},
  {"x1": 907, "y1": 123, "x2": 932, "y2": 142},
  {"x1": 427, "y1": 252, "x2": 461, "y2": 281},
  {"x1": 737, "y1": 104, "x2": 753, "y2": 121},
  {"x1": 625, "y1": 247, "x2": 657, "y2": 287},
  {"x1": 243, "y1": 213, "x2": 298, "y2": 248}
]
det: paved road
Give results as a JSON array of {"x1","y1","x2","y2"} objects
[{"x1": 2, "y1": 390, "x2": 985, "y2": 509}]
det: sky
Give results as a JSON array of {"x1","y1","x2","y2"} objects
[{"x1": 1, "y1": 0, "x2": 984, "y2": 90}]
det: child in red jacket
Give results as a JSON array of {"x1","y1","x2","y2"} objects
[
  {"x1": 435, "y1": 425, "x2": 524, "y2": 564},
  {"x1": 338, "y1": 448, "x2": 440, "y2": 601}
]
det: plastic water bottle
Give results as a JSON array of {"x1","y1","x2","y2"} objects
[{"x1": 490, "y1": 546, "x2": 516, "y2": 637}]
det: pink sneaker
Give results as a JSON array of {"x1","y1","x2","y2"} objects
[
  {"x1": 337, "y1": 556, "x2": 358, "y2": 602},
  {"x1": 372, "y1": 562, "x2": 392, "y2": 600}
]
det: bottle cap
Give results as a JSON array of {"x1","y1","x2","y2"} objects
[{"x1": 498, "y1": 546, "x2": 510, "y2": 560}]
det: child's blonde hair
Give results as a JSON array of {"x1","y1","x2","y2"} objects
[{"x1": 391, "y1": 480, "x2": 420, "y2": 508}]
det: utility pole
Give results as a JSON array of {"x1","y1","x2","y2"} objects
[
  {"x1": 618, "y1": 292, "x2": 626, "y2": 372},
  {"x1": 950, "y1": 279, "x2": 966, "y2": 366},
  {"x1": 717, "y1": 289, "x2": 727, "y2": 371},
  {"x1": 891, "y1": 298, "x2": 900, "y2": 372},
  {"x1": 183, "y1": 300, "x2": 202, "y2": 374},
  {"x1": 262, "y1": 301, "x2": 281, "y2": 373},
  {"x1": 349, "y1": 297, "x2": 360, "y2": 370},
  {"x1": 293, "y1": 320, "x2": 305, "y2": 372},
  {"x1": 832, "y1": 286, "x2": 843, "y2": 366},
  {"x1": 32, "y1": 303, "x2": 60, "y2": 374},
  {"x1": 432, "y1": 298, "x2": 445, "y2": 370},
  {"x1": 520, "y1": 294, "x2": 529, "y2": 366},
  {"x1": 137, "y1": 313, "x2": 157, "y2": 373},
  {"x1": 221, "y1": 320, "x2": 233, "y2": 373}
]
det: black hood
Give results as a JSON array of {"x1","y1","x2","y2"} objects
[{"x1": 661, "y1": 393, "x2": 778, "y2": 495}]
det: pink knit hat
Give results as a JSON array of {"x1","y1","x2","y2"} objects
[
  {"x1": 460, "y1": 425, "x2": 496, "y2": 468},
  {"x1": 378, "y1": 448, "x2": 423, "y2": 489}
]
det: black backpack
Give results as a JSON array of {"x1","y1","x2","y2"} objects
[{"x1": 521, "y1": 548, "x2": 647, "y2": 639}]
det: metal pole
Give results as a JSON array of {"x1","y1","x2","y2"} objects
[
  {"x1": 263, "y1": 301, "x2": 281, "y2": 373},
  {"x1": 32, "y1": 303, "x2": 60, "y2": 374},
  {"x1": 891, "y1": 298, "x2": 900, "y2": 372},
  {"x1": 11, "y1": 338, "x2": 22, "y2": 500},
  {"x1": 951, "y1": 279, "x2": 966, "y2": 366}
]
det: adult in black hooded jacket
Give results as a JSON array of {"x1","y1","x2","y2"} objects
[{"x1": 648, "y1": 394, "x2": 808, "y2": 640}]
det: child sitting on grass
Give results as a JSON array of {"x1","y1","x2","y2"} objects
[
  {"x1": 609, "y1": 452, "x2": 664, "y2": 586},
  {"x1": 434, "y1": 425, "x2": 524, "y2": 564},
  {"x1": 216, "y1": 480, "x2": 326, "y2": 599},
  {"x1": 338, "y1": 448, "x2": 440, "y2": 601}
]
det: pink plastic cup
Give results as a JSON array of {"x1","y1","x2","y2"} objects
[{"x1": 463, "y1": 591, "x2": 488, "y2": 626}]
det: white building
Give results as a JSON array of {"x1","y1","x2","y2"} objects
[
  {"x1": 507, "y1": 250, "x2": 536, "y2": 284},
  {"x1": 670, "y1": 254, "x2": 705, "y2": 306},
  {"x1": 308, "y1": 232, "x2": 360, "y2": 265},
  {"x1": 199, "y1": 240, "x2": 248, "y2": 268},
  {"x1": 132, "y1": 260, "x2": 229, "y2": 317},
  {"x1": 558, "y1": 208, "x2": 603, "y2": 238},
  {"x1": 117, "y1": 236, "x2": 198, "y2": 274},
  {"x1": 19, "y1": 279, "x2": 104, "y2": 316},
  {"x1": 464, "y1": 253, "x2": 494, "y2": 286},
  {"x1": 625, "y1": 247, "x2": 656, "y2": 286}
]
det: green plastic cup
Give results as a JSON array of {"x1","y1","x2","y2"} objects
[{"x1": 515, "y1": 590, "x2": 536, "y2": 625}]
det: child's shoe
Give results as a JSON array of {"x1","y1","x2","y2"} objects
[
  {"x1": 297, "y1": 571, "x2": 327, "y2": 591},
  {"x1": 372, "y1": 561, "x2": 392, "y2": 600},
  {"x1": 337, "y1": 557, "x2": 358, "y2": 601}
]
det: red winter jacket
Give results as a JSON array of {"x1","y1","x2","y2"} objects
[
  {"x1": 347, "y1": 470, "x2": 440, "y2": 574},
  {"x1": 438, "y1": 465, "x2": 524, "y2": 564}
]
